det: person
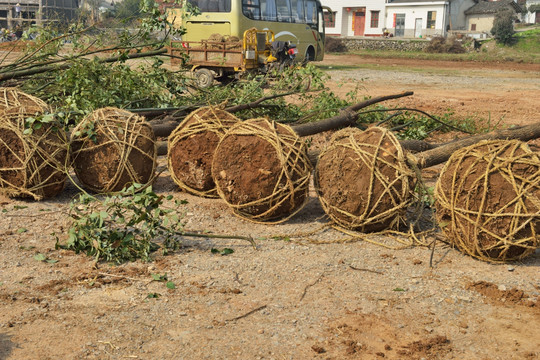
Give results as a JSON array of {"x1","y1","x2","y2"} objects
[{"x1": 14, "y1": 25, "x2": 23, "y2": 39}]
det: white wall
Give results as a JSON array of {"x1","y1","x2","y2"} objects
[
  {"x1": 321, "y1": 0, "x2": 386, "y2": 37},
  {"x1": 525, "y1": 0, "x2": 540, "y2": 23},
  {"x1": 385, "y1": 2, "x2": 449, "y2": 38}
]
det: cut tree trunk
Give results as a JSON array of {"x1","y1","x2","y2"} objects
[
  {"x1": 416, "y1": 123, "x2": 540, "y2": 168},
  {"x1": 150, "y1": 91, "x2": 415, "y2": 138}
]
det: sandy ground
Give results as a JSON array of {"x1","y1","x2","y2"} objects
[{"x1": 1, "y1": 55, "x2": 539, "y2": 360}]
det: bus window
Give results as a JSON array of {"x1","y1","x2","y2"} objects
[
  {"x1": 260, "y1": 0, "x2": 277, "y2": 21},
  {"x1": 188, "y1": 0, "x2": 231, "y2": 12},
  {"x1": 290, "y1": 0, "x2": 305, "y2": 23},
  {"x1": 306, "y1": 0, "x2": 317, "y2": 26},
  {"x1": 276, "y1": 0, "x2": 292, "y2": 23},
  {"x1": 242, "y1": 0, "x2": 260, "y2": 19}
]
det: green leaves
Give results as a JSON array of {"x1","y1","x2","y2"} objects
[
  {"x1": 211, "y1": 248, "x2": 234, "y2": 256},
  {"x1": 151, "y1": 273, "x2": 176, "y2": 290},
  {"x1": 151, "y1": 273, "x2": 168, "y2": 281},
  {"x1": 59, "y1": 184, "x2": 186, "y2": 264},
  {"x1": 33, "y1": 253, "x2": 58, "y2": 263}
]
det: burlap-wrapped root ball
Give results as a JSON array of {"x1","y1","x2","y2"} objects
[
  {"x1": 212, "y1": 118, "x2": 312, "y2": 223},
  {"x1": 435, "y1": 140, "x2": 540, "y2": 262},
  {"x1": 0, "y1": 108, "x2": 68, "y2": 199},
  {"x1": 70, "y1": 107, "x2": 157, "y2": 193},
  {"x1": 168, "y1": 107, "x2": 240, "y2": 197},
  {"x1": 0, "y1": 87, "x2": 49, "y2": 112},
  {"x1": 314, "y1": 127, "x2": 415, "y2": 232}
]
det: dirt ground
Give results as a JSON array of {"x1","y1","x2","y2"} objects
[{"x1": 1, "y1": 55, "x2": 540, "y2": 359}]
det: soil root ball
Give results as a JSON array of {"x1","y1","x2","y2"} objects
[
  {"x1": 167, "y1": 106, "x2": 240, "y2": 198},
  {"x1": 0, "y1": 87, "x2": 50, "y2": 112},
  {"x1": 212, "y1": 118, "x2": 312, "y2": 223},
  {"x1": 435, "y1": 140, "x2": 540, "y2": 262},
  {"x1": 314, "y1": 127, "x2": 415, "y2": 232},
  {"x1": 70, "y1": 107, "x2": 157, "y2": 193},
  {"x1": 0, "y1": 108, "x2": 68, "y2": 199}
]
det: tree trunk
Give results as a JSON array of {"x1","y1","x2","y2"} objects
[
  {"x1": 0, "y1": 49, "x2": 168, "y2": 82},
  {"x1": 151, "y1": 91, "x2": 415, "y2": 138},
  {"x1": 292, "y1": 91, "x2": 414, "y2": 137},
  {"x1": 415, "y1": 123, "x2": 540, "y2": 168}
]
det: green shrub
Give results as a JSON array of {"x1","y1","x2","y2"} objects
[{"x1": 491, "y1": 9, "x2": 516, "y2": 45}]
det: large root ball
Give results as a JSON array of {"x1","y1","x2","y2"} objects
[
  {"x1": 70, "y1": 107, "x2": 157, "y2": 193},
  {"x1": 212, "y1": 118, "x2": 312, "y2": 223},
  {"x1": 0, "y1": 87, "x2": 49, "y2": 112},
  {"x1": 168, "y1": 106, "x2": 240, "y2": 197},
  {"x1": 314, "y1": 127, "x2": 414, "y2": 232},
  {"x1": 435, "y1": 140, "x2": 540, "y2": 262},
  {"x1": 0, "y1": 108, "x2": 68, "y2": 199}
]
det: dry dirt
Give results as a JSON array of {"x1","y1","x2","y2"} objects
[{"x1": 1, "y1": 55, "x2": 540, "y2": 360}]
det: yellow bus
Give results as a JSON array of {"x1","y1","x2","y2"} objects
[{"x1": 167, "y1": 0, "x2": 329, "y2": 62}]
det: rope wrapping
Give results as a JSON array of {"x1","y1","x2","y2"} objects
[
  {"x1": 314, "y1": 127, "x2": 415, "y2": 232},
  {"x1": 168, "y1": 106, "x2": 240, "y2": 198},
  {"x1": 0, "y1": 108, "x2": 68, "y2": 200},
  {"x1": 0, "y1": 87, "x2": 49, "y2": 112},
  {"x1": 435, "y1": 140, "x2": 540, "y2": 262},
  {"x1": 212, "y1": 118, "x2": 312, "y2": 224},
  {"x1": 70, "y1": 107, "x2": 157, "y2": 193}
]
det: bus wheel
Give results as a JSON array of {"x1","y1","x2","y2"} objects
[
  {"x1": 305, "y1": 47, "x2": 315, "y2": 63},
  {"x1": 195, "y1": 68, "x2": 214, "y2": 88}
]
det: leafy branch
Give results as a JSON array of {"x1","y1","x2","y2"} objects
[{"x1": 57, "y1": 184, "x2": 255, "y2": 264}]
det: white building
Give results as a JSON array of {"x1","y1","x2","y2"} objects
[
  {"x1": 524, "y1": 0, "x2": 540, "y2": 23},
  {"x1": 384, "y1": 0, "x2": 450, "y2": 38},
  {"x1": 322, "y1": 0, "x2": 478, "y2": 38},
  {"x1": 322, "y1": 0, "x2": 386, "y2": 36}
]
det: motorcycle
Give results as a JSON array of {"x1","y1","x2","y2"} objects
[{"x1": 265, "y1": 40, "x2": 298, "y2": 72}]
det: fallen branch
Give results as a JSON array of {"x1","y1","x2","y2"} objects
[
  {"x1": 226, "y1": 305, "x2": 267, "y2": 322},
  {"x1": 415, "y1": 122, "x2": 540, "y2": 168},
  {"x1": 0, "y1": 48, "x2": 168, "y2": 82},
  {"x1": 292, "y1": 91, "x2": 414, "y2": 137},
  {"x1": 299, "y1": 272, "x2": 325, "y2": 301},
  {"x1": 348, "y1": 265, "x2": 384, "y2": 275}
]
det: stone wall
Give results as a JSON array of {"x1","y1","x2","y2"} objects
[{"x1": 339, "y1": 37, "x2": 430, "y2": 52}]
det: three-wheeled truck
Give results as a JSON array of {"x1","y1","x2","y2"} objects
[{"x1": 168, "y1": 28, "x2": 297, "y2": 88}]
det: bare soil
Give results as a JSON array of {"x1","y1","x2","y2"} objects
[{"x1": 1, "y1": 55, "x2": 539, "y2": 359}]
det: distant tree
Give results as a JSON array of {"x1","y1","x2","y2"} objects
[
  {"x1": 116, "y1": 0, "x2": 146, "y2": 19},
  {"x1": 491, "y1": 9, "x2": 516, "y2": 45}
]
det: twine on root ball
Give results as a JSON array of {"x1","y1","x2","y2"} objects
[
  {"x1": 0, "y1": 108, "x2": 68, "y2": 200},
  {"x1": 435, "y1": 140, "x2": 540, "y2": 262},
  {"x1": 212, "y1": 118, "x2": 312, "y2": 223},
  {"x1": 314, "y1": 127, "x2": 415, "y2": 232},
  {"x1": 0, "y1": 87, "x2": 49, "y2": 112},
  {"x1": 70, "y1": 107, "x2": 157, "y2": 193},
  {"x1": 168, "y1": 106, "x2": 240, "y2": 198}
]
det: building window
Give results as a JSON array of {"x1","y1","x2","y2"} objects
[
  {"x1": 427, "y1": 11, "x2": 436, "y2": 29},
  {"x1": 370, "y1": 10, "x2": 379, "y2": 28},
  {"x1": 471, "y1": 23, "x2": 476, "y2": 31},
  {"x1": 324, "y1": 11, "x2": 336, "y2": 27}
]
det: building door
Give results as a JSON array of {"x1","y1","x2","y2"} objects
[
  {"x1": 354, "y1": 10, "x2": 365, "y2": 36},
  {"x1": 415, "y1": 18, "x2": 422, "y2": 38},
  {"x1": 395, "y1": 14, "x2": 405, "y2": 37},
  {"x1": 536, "y1": 11, "x2": 540, "y2": 24}
]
